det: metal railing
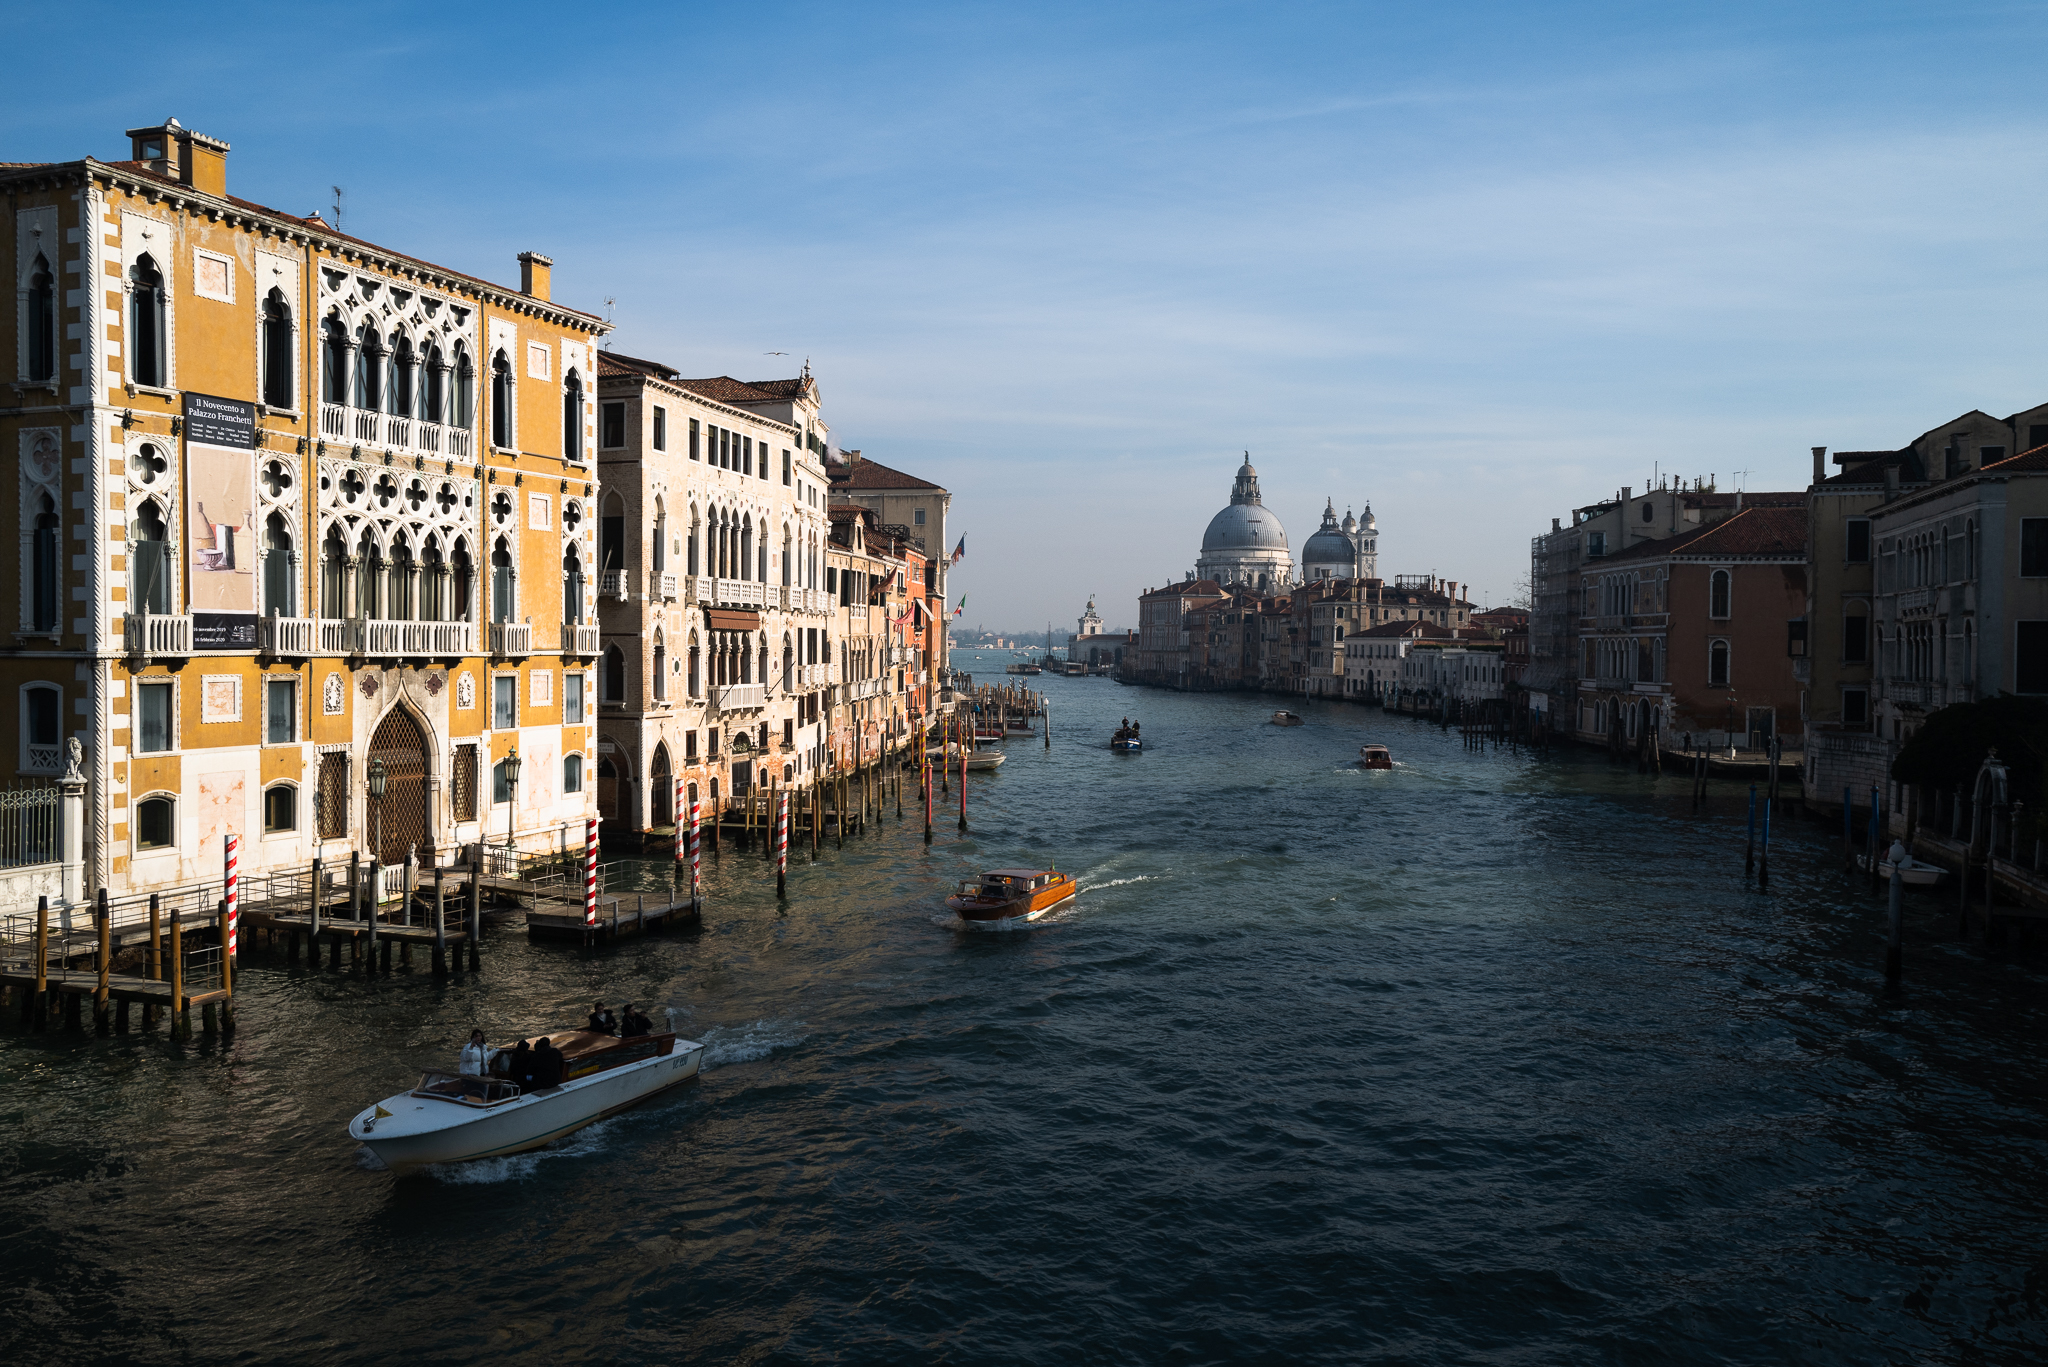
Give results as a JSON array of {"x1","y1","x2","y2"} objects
[
  {"x1": 0, "y1": 782, "x2": 60, "y2": 869},
  {"x1": 124, "y1": 613, "x2": 192, "y2": 657}
]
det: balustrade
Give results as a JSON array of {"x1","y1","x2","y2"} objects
[
  {"x1": 570, "y1": 623, "x2": 601, "y2": 655},
  {"x1": 491, "y1": 622, "x2": 532, "y2": 658},
  {"x1": 258, "y1": 616, "x2": 316, "y2": 656},
  {"x1": 123, "y1": 613, "x2": 192, "y2": 658},
  {"x1": 317, "y1": 400, "x2": 476, "y2": 462},
  {"x1": 715, "y1": 683, "x2": 766, "y2": 711}
]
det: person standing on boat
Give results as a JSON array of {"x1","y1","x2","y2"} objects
[
  {"x1": 459, "y1": 1030, "x2": 490, "y2": 1076},
  {"x1": 532, "y1": 1037, "x2": 565, "y2": 1089},
  {"x1": 508, "y1": 1039, "x2": 534, "y2": 1091},
  {"x1": 587, "y1": 1002, "x2": 617, "y2": 1035},
  {"x1": 621, "y1": 1005, "x2": 652, "y2": 1038}
]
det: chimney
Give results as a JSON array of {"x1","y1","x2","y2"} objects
[
  {"x1": 126, "y1": 117, "x2": 229, "y2": 196},
  {"x1": 1552, "y1": 517, "x2": 1561, "y2": 532},
  {"x1": 1812, "y1": 446, "x2": 1827, "y2": 486},
  {"x1": 1735, "y1": 489, "x2": 1743, "y2": 511},
  {"x1": 1622, "y1": 486, "x2": 1632, "y2": 505},
  {"x1": 518, "y1": 252, "x2": 553, "y2": 301},
  {"x1": 1883, "y1": 463, "x2": 1901, "y2": 499}
]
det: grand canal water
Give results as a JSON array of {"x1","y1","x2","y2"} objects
[{"x1": 4, "y1": 649, "x2": 2047, "y2": 1364}]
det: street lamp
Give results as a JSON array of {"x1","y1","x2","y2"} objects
[
  {"x1": 503, "y1": 745, "x2": 522, "y2": 859},
  {"x1": 368, "y1": 756, "x2": 387, "y2": 854}
]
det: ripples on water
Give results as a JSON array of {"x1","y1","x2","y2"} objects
[{"x1": 4, "y1": 650, "x2": 2047, "y2": 1364}]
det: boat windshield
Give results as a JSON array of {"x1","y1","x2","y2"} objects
[{"x1": 413, "y1": 1071, "x2": 521, "y2": 1106}]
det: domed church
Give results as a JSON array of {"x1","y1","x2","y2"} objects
[
  {"x1": 1195, "y1": 458, "x2": 1297, "y2": 591},
  {"x1": 1301, "y1": 499, "x2": 1378, "y2": 582}
]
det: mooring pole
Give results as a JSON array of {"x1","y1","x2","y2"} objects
[
  {"x1": 1885, "y1": 839, "x2": 1906, "y2": 982},
  {"x1": 1759, "y1": 780, "x2": 1772, "y2": 891},
  {"x1": 688, "y1": 799, "x2": 702, "y2": 918},
  {"x1": 959, "y1": 737, "x2": 968, "y2": 833},
  {"x1": 1868, "y1": 785, "x2": 1883, "y2": 896},
  {"x1": 776, "y1": 793, "x2": 789, "y2": 900},
  {"x1": 1851, "y1": 786, "x2": 1867, "y2": 873},
  {"x1": 432, "y1": 864, "x2": 448, "y2": 978},
  {"x1": 169, "y1": 909, "x2": 187, "y2": 1042},
  {"x1": 1745, "y1": 784, "x2": 1757, "y2": 878}
]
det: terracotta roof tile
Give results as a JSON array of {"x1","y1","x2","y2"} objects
[{"x1": 835, "y1": 458, "x2": 944, "y2": 491}]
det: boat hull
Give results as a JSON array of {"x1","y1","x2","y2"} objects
[
  {"x1": 945, "y1": 881, "x2": 1076, "y2": 923},
  {"x1": 1111, "y1": 739, "x2": 1141, "y2": 752},
  {"x1": 350, "y1": 1042, "x2": 703, "y2": 1171}
]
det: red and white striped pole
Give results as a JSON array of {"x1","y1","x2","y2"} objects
[
  {"x1": 775, "y1": 792, "x2": 789, "y2": 899},
  {"x1": 672, "y1": 775, "x2": 686, "y2": 900},
  {"x1": 583, "y1": 816, "x2": 598, "y2": 928},
  {"x1": 223, "y1": 833, "x2": 240, "y2": 958},
  {"x1": 687, "y1": 798, "x2": 702, "y2": 915}
]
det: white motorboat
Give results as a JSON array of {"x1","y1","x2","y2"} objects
[
  {"x1": 348, "y1": 1029, "x2": 703, "y2": 1172},
  {"x1": 1856, "y1": 854, "x2": 1949, "y2": 886}
]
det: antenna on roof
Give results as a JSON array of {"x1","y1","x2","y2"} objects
[
  {"x1": 1732, "y1": 468, "x2": 1751, "y2": 491},
  {"x1": 603, "y1": 296, "x2": 616, "y2": 332},
  {"x1": 331, "y1": 186, "x2": 344, "y2": 233}
]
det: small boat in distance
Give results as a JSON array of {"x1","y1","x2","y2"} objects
[
  {"x1": 945, "y1": 868, "x2": 1077, "y2": 924},
  {"x1": 1271, "y1": 711, "x2": 1304, "y2": 726},
  {"x1": 1358, "y1": 744, "x2": 1393, "y2": 769},
  {"x1": 1110, "y1": 723, "x2": 1142, "y2": 752},
  {"x1": 1856, "y1": 853, "x2": 1949, "y2": 885},
  {"x1": 348, "y1": 1028, "x2": 704, "y2": 1172},
  {"x1": 1006, "y1": 661, "x2": 1042, "y2": 675},
  {"x1": 929, "y1": 742, "x2": 1007, "y2": 771}
]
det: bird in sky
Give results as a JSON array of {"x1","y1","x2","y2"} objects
[{"x1": 765, "y1": 351, "x2": 788, "y2": 356}]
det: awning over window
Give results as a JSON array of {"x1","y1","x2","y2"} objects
[{"x1": 704, "y1": 608, "x2": 762, "y2": 631}]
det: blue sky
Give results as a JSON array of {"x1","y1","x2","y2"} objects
[{"x1": 13, "y1": 2, "x2": 2048, "y2": 629}]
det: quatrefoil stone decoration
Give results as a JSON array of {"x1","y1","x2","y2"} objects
[{"x1": 339, "y1": 469, "x2": 366, "y2": 504}]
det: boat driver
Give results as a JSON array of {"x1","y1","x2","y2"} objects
[{"x1": 459, "y1": 1029, "x2": 490, "y2": 1076}]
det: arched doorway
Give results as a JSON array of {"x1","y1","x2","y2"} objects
[
  {"x1": 369, "y1": 707, "x2": 430, "y2": 864},
  {"x1": 650, "y1": 743, "x2": 672, "y2": 828}
]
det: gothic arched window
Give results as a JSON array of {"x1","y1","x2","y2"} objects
[
  {"x1": 263, "y1": 511, "x2": 293, "y2": 617},
  {"x1": 390, "y1": 334, "x2": 416, "y2": 416},
  {"x1": 321, "y1": 524, "x2": 347, "y2": 618},
  {"x1": 323, "y1": 318, "x2": 350, "y2": 404},
  {"x1": 262, "y1": 289, "x2": 293, "y2": 409},
  {"x1": 562, "y1": 369, "x2": 583, "y2": 461},
  {"x1": 27, "y1": 253, "x2": 56, "y2": 383},
  {"x1": 454, "y1": 343, "x2": 475, "y2": 431},
  {"x1": 132, "y1": 499, "x2": 172, "y2": 614},
  {"x1": 490, "y1": 349, "x2": 513, "y2": 449},
  {"x1": 423, "y1": 344, "x2": 446, "y2": 425},
  {"x1": 603, "y1": 643, "x2": 626, "y2": 703},
  {"x1": 491, "y1": 536, "x2": 514, "y2": 623},
  {"x1": 31, "y1": 492, "x2": 59, "y2": 631},
  {"x1": 130, "y1": 254, "x2": 167, "y2": 388},
  {"x1": 355, "y1": 327, "x2": 385, "y2": 411}
]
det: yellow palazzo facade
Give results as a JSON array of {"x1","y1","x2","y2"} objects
[{"x1": 1, "y1": 118, "x2": 606, "y2": 895}]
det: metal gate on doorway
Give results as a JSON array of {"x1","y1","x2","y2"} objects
[{"x1": 369, "y1": 708, "x2": 430, "y2": 864}]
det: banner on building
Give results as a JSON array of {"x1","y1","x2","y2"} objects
[{"x1": 183, "y1": 393, "x2": 258, "y2": 649}]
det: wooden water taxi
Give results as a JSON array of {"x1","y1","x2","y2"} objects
[
  {"x1": 1110, "y1": 724, "x2": 1142, "y2": 752},
  {"x1": 348, "y1": 1028, "x2": 704, "y2": 1172},
  {"x1": 945, "y1": 868, "x2": 1076, "y2": 923},
  {"x1": 1358, "y1": 744, "x2": 1393, "y2": 769},
  {"x1": 1271, "y1": 711, "x2": 1304, "y2": 726}
]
